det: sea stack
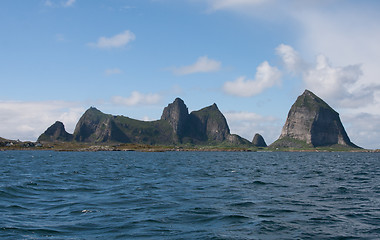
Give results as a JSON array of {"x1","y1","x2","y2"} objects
[
  {"x1": 252, "y1": 133, "x2": 267, "y2": 147},
  {"x1": 271, "y1": 90, "x2": 359, "y2": 148}
]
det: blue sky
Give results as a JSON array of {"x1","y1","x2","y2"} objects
[{"x1": 1, "y1": 0, "x2": 380, "y2": 149}]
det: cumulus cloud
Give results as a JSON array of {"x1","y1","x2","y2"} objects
[
  {"x1": 302, "y1": 55, "x2": 369, "y2": 107},
  {"x1": 88, "y1": 30, "x2": 135, "y2": 49},
  {"x1": 224, "y1": 111, "x2": 282, "y2": 144},
  {"x1": 112, "y1": 91, "x2": 162, "y2": 106},
  {"x1": 223, "y1": 61, "x2": 281, "y2": 97},
  {"x1": 276, "y1": 44, "x2": 377, "y2": 108},
  {"x1": 105, "y1": 68, "x2": 122, "y2": 75},
  {"x1": 172, "y1": 56, "x2": 221, "y2": 75},
  {"x1": 275, "y1": 44, "x2": 304, "y2": 74},
  {"x1": 0, "y1": 101, "x2": 84, "y2": 141}
]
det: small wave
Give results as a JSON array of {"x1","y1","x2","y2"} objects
[
  {"x1": 251, "y1": 180, "x2": 268, "y2": 185},
  {"x1": 6, "y1": 205, "x2": 28, "y2": 210},
  {"x1": 229, "y1": 201, "x2": 255, "y2": 207}
]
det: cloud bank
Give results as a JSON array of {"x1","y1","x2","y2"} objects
[{"x1": 0, "y1": 101, "x2": 83, "y2": 141}]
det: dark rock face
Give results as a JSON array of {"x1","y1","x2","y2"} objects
[
  {"x1": 188, "y1": 103, "x2": 230, "y2": 142},
  {"x1": 161, "y1": 98, "x2": 189, "y2": 142},
  {"x1": 38, "y1": 121, "x2": 73, "y2": 142},
  {"x1": 252, "y1": 133, "x2": 267, "y2": 147},
  {"x1": 272, "y1": 90, "x2": 358, "y2": 148}
]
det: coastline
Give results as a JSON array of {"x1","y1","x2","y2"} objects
[{"x1": 0, "y1": 142, "x2": 377, "y2": 153}]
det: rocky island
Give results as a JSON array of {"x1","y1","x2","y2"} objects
[
  {"x1": 36, "y1": 98, "x2": 251, "y2": 150},
  {"x1": 270, "y1": 90, "x2": 360, "y2": 150},
  {"x1": 1, "y1": 90, "x2": 370, "y2": 152}
]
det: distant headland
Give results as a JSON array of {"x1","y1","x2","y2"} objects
[{"x1": 1, "y1": 90, "x2": 377, "y2": 152}]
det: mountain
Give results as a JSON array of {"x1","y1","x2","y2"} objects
[
  {"x1": 38, "y1": 121, "x2": 73, "y2": 142},
  {"x1": 72, "y1": 107, "x2": 173, "y2": 145},
  {"x1": 271, "y1": 90, "x2": 359, "y2": 148},
  {"x1": 252, "y1": 133, "x2": 267, "y2": 147},
  {"x1": 40, "y1": 98, "x2": 251, "y2": 146}
]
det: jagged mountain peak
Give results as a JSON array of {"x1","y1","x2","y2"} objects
[{"x1": 161, "y1": 97, "x2": 189, "y2": 142}]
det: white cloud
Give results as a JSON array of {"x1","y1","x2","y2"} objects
[
  {"x1": 44, "y1": 0, "x2": 76, "y2": 8},
  {"x1": 172, "y1": 56, "x2": 221, "y2": 75},
  {"x1": 275, "y1": 44, "x2": 304, "y2": 74},
  {"x1": 105, "y1": 68, "x2": 122, "y2": 75},
  {"x1": 276, "y1": 44, "x2": 377, "y2": 109},
  {"x1": 0, "y1": 101, "x2": 84, "y2": 141},
  {"x1": 88, "y1": 30, "x2": 135, "y2": 49},
  {"x1": 223, "y1": 61, "x2": 281, "y2": 97},
  {"x1": 224, "y1": 111, "x2": 282, "y2": 144},
  {"x1": 302, "y1": 55, "x2": 371, "y2": 108},
  {"x1": 63, "y1": 0, "x2": 76, "y2": 7},
  {"x1": 112, "y1": 91, "x2": 162, "y2": 106},
  {"x1": 206, "y1": 0, "x2": 268, "y2": 11}
]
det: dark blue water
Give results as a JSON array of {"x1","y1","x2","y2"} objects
[{"x1": 0, "y1": 151, "x2": 379, "y2": 239}]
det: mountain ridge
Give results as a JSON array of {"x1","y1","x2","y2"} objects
[{"x1": 38, "y1": 98, "x2": 251, "y2": 147}]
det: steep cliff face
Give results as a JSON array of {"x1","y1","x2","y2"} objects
[
  {"x1": 161, "y1": 98, "x2": 189, "y2": 142},
  {"x1": 38, "y1": 121, "x2": 73, "y2": 142},
  {"x1": 188, "y1": 103, "x2": 230, "y2": 142},
  {"x1": 252, "y1": 133, "x2": 267, "y2": 147},
  {"x1": 272, "y1": 90, "x2": 358, "y2": 148}
]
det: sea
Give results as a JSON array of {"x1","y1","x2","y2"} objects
[{"x1": 0, "y1": 151, "x2": 379, "y2": 239}]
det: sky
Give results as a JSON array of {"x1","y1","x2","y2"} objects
[{"x1": 1, "y1": 0, "x2": 380, "y2": 149}]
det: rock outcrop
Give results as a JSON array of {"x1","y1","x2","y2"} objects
[
  {"x1": 187, "y1": 103, "x2": 230, "y2": 142},
  {"x1": 161, "y1": 98, "x2": 189, "y2": 142},
  {"x1": 38, "y1": 121, "x2": 73, "y2": 142},
  {"x1": 271, "y1": 90, "x2": 359, "y2": 148},
  {"x1": 252, "y1": 133, "x2": 267, "y2": 147}
]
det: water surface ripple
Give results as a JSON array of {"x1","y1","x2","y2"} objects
[{"x1": 0, "y1": 151, "x2": 379, "y2": 239}]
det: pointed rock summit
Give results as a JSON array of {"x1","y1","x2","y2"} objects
[
  {"x1": 271, "y1": 90, "x2": 358, "y2": 148},
  {"x1": 188, "y1": 103, "x2": 230, "y2": 142},
  {"x1": 252, "y1": 133, "x2": 267, "y2": 147},
  {"x1": 161, "y1": 98, "x2": 189, "y2": 142},
  {"x1": 38, "y1": 121, "x2": 73, "y2": 142}
]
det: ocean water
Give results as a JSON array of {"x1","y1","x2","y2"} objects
[{"x1": 0, "y1": 151, "x2": 379, "y2": 239}]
